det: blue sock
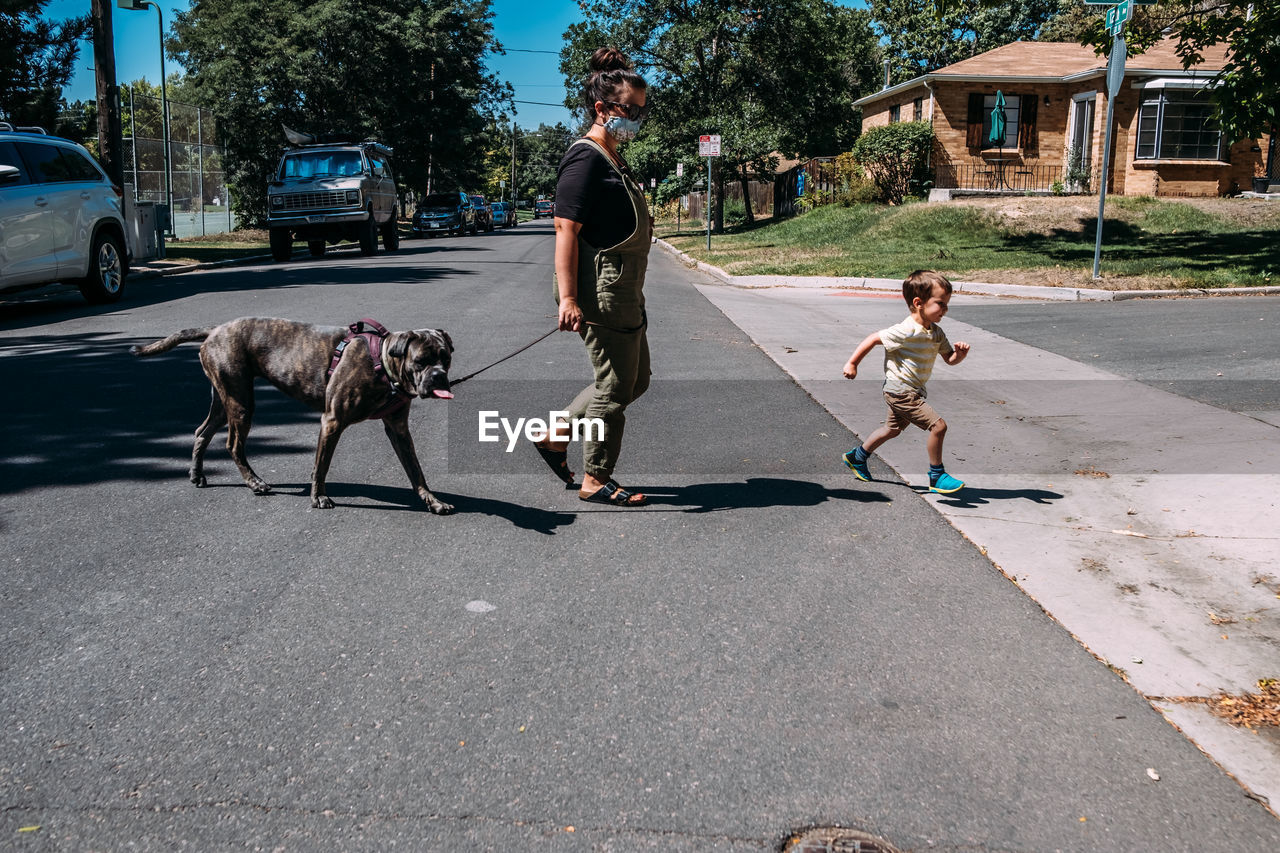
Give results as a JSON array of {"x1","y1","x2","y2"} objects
[
  {"x1": 929, "y1": 464, "x2": 945, "y2": 483},
  {"x1": 853, "y1": 446, "x2": 869, "y2": 463}
]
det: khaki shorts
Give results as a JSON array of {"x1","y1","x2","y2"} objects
[{"x1": 884, "y1": 390, "x2": 942, "y2": 432}]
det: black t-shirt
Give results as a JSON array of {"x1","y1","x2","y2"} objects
[{"x1": 555, "y1": 141, "x2": 637, "y2": 250}]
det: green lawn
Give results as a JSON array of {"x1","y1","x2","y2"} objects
[{"x1": 657, "y1": 198, "x2": 1280, "y2": 290}]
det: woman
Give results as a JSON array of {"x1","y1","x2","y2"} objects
[{"x1": 533, "y1": 47, "x2": 653, "y2": 507}]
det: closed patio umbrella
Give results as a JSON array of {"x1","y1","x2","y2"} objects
[{"x1": 989, "y1": 90, "x2": 1007, "y2": 148}]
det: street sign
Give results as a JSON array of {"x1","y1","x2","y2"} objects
[
  {"x1": 698, "y1": 134, "x2": 721, "y2": 157},
  {"x1": 1106, "y1": 0, "x2": 1132, "y2": 34},
  {"x1": 676, "y1": 162, "x2": 684, "y2": 177},
  {"x1": 1106, "y1": 34, "x2": 1127, "y2": 98}
]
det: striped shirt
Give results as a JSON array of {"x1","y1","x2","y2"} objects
[{"x1": 879, "y1": 318, "x2": 953, "y2": 397}]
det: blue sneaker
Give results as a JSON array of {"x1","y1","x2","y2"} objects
[
  {"x1": 842, "y1": 450, "x2": 872, "y2": 482},
  {"x1": 929, "y1": 472, "x2": 965, "y2": 494}
]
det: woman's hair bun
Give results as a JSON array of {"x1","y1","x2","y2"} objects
[{"x1": 589, "y1": 47, "x2": 633, "y2": 73}]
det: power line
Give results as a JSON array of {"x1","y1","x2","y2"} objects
[
  {"x1": 504, "y1": 48, "x2": 560, "y2": 54},
  {"x1": 514, "y1": 99, "x2": 570, "y2": 107}
]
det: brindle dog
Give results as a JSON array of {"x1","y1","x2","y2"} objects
[{"x1": 132, "y1": 317, "x2": 455, "y2": 514}]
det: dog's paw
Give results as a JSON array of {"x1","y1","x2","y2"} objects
[
  {"x1": 250, "y1": 480, "x2": 273, "y2": 495},
  {"x1": 190, "y1": 474, "x2": 207, "y2": 488},
  {"x1": 312, "y1": 495, "x2": 336, "y2": 509},
  {"x1": 428, "y1": 499, "x2": 455, "y2": 515}
]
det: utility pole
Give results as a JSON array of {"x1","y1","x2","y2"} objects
[
  {"x1": 510, "y1": 121, "x2": 517, "y2": 211},
  {"x1": 91, "y1": 0, "x2": 124, "y2": 186}
]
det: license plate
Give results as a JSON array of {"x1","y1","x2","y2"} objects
[{"x1": 429, "y1": 222, "x2": 440, "y2": 229}]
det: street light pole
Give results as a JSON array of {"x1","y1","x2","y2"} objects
[{"x1": 119, "y1": 0, "x2": 173, "y2": 236}]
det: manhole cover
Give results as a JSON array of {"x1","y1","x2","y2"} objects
[{"x1": 784, "y1": 827, "x2": 902, "y2": 853}]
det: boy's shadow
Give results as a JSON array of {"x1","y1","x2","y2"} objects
[
  {"x1": 640, "y1": 477, "x2": 893, "y2": 514},
  {"x1": 908, "y1": 485, "x2": 1064, "y2": 508}
]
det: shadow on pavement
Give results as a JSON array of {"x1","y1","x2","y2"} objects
[
  {"x1": 910, "y1": 485, "x2": 1065, "y2": 507},
  {"x1": 0, "y1": 244, "x2": 479, "y2": 332},
  {"x1": 639, "y1": 476, "x2": 893, "y2": 513},
  {"x1": 0, "y1": 331, "x2": 317, "y2": 495}
]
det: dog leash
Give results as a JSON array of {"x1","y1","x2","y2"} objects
[{"x1": 449, "y1": 327, "x2": 559, "y2": 387}]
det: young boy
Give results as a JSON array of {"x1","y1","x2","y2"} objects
[{"x1": 841, "y1": 270, "x2": 970, "y2": 494}]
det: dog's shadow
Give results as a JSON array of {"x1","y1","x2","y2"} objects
[
  {"x1": 908, "y1": 485, "x2": 1064, "y2": 508},
  {"x1": 281, "y1": 482, "x2": 576, "y2": 534}
]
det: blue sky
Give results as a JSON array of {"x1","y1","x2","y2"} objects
[{"x1": 48, "y1": 0, "x2": 864, "y2": 131}]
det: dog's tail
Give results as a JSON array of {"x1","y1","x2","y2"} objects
[{"x1": 130, "y1": 328, "x2": 212, "y2": 357}]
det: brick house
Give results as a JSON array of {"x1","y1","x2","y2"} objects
[{"x1": 854, "y1": 39, "x2": 1274, "y2": 197}]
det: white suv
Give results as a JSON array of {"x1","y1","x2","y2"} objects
[{"x1": 0, "y1": 124, "x2": 130, "y2": 303}]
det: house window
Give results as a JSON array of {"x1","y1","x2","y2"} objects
[
  {"x1": 1136, "y1": 92, "x2": 1222, "y2": 160},
  {"x1": 913, "y1": 97, "x2": 923, "y2": 121},
  {"x1": 980, "y1": 94, "x2": 1020, "y2": 149},
  {"x1": 889, "y1": 104, "x2": 900, "y2": 124}
]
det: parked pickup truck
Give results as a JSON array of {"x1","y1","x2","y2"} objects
[{"x1": 266, "y1": 138, "x2": 399, "y2": 261}]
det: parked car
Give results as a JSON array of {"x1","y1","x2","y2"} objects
[
  {"x1": 470, "y1": 194, "x2": 494, "y2": 232},
  {"x1": 266, "y1": 137, "x2": 399, "y2": 261},
  {"x1": 490, "y1": 201, "x2": 516, "y2": 228},
  {"x1": 0, "y1": 123, "x2": 130, "y2": 303},
  {"x1": 533, "y1": 199, "x2": 554, "y2": 219},
  {"x1": 411, "y1": 191, "x2": 476, "y2": 237}
]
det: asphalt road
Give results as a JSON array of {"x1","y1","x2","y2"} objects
[{"x1": 2, "y1": 222, "x2": 1277, "y2": 851}]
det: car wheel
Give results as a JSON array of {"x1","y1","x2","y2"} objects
[
  {"x1": 381, "y1": 214, "x2": 400, "y2": 251},
  {"x1": 308, "y1": 240, "x2": 326, "y2": 257},
  {"x1": 76, "y1": 230, "x2": 127, "y2": 304},
  {"x1": 270, "y1": 227, "x2": 293, "y2": 262},
  {"x1": 358, "y1": 211, "x2": 378, "y2": 255}
]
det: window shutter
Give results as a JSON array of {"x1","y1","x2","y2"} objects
[
  {"x1": 1018, "y1": 94, "x2": 1038, "y2": 151},
  {"x1": 966, "y1": 93, "x2": 984, "y2": 148}
]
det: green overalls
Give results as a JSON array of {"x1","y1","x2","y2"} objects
[{"x1": 554, "y1": 137, "x2": 652, "y2": 481}]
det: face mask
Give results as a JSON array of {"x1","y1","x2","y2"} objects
[{"x1": 603, "y1": 115, "x2": 643, "y2": 141}]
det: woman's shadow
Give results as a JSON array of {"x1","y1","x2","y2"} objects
[{"x1": 637, "y1": 477, "x2": 893, "y2": 514}]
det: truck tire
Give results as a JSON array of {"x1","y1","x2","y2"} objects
[
  {"x1": 308, "y1": 240, "x2": 326, "y2": 257},
  {"x1": 381, "y1": 213, "x2": 400, "y2": 251},
  {"x1": 270, "y1": 227, "x2": 293, "y2": 261},
  {"x1": 358, "y1": 212, "x2": 378, "y2": 255},
  {"x1": 76, "y1": 230, "x2": 127, "y2": 304}
]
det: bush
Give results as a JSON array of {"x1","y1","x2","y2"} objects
[
  {"x1": 833, "y1": 152, "x2": 880, "y2": 206},
  {"x1": 851, "y1": 121, "x2": 935, "y2": 205},
  {"x1": 723, "y1": 197, "x2": 748, "y2": 227}
]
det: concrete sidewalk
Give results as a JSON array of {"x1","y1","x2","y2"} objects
[{"x1": 678, "y1": 260, "x2": 1280, "y2": 812}]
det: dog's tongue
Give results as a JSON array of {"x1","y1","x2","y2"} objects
[{"x1": 430, "y1": 389, "x2": 454, "y2": 399}]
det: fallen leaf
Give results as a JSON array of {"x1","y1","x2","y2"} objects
[
  {"x1": 17, "y1": 826, "x2": 40, "y2": 833},
  {"x1": 1146, "y1": 768, "x2": 1160, "y2": 781}
]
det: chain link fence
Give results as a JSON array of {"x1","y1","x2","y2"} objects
[{"x1": 121, "y1": 88, "x2": 239, "y2": 238}]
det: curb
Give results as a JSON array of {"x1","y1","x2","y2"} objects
[{"x1": 654, "y1": 239, "x2": 1280, "y2": 302}]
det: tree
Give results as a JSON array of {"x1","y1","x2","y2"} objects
[
  {"x1": 170, "y1": 0, "x2": 510, "y2": 226},
  {"x1": 873, "y1": 0, "x2": 1059, "y2": 83},
  {"x1": 514, "y1": 122, "x2": 575, "y2": 203},
  {"x1": 560, "y1": 0, "x2": 879, "y2": 229},
  {"x1": 0, "y1": 0, "x2": 90, "y2": 128}
]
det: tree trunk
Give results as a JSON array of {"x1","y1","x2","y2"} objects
[{"x1": 738, "y1": 167, "x2": 755, "y2": 226}]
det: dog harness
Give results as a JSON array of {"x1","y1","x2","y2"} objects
[{"x1": 327, "y1": 318, "x2": 412, "y2": 420}]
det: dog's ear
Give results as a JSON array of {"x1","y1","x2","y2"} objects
[
  {"x1": 387, "y1": 333, "x2": 412, "y2": 360},
  {"x1": 439, "y1": 330, "x2": 454, "y2": 354}
]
